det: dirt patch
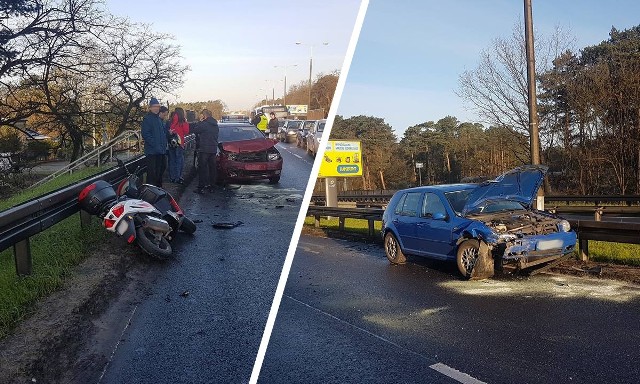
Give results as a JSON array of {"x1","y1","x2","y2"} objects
[
  {"x1": 548, "y1": 259, "x2": 640, "y2": 286},
  {"x1": 0, "y1": 238, "x2": 148, "y2": 383}
]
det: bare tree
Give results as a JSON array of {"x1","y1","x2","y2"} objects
[
  {"x1": 457, "y1": 22, "x2": 574, "y2": 144},
  {"x1": 92, "y1": 18, "x2": 190, "y2": 136},
  {"x1": 0, "y1": 0, "x2": 102, "y2": 133}
]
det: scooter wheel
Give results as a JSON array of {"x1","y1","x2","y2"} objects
[
  {"x1": 136, "y1": 227, "x2": 172, "y2": 260},
  {"x1": 180, "y1": 217, "x2": 197, "y2": 234}
]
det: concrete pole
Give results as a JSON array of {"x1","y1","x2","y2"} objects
[
  {"x1": 325, "y1": 177, "x2": 338, "y2": 207},
  {"x1": 524, "y1": 0, "x2": 544, "y2": 209}
]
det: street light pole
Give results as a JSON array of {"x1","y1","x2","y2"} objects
[
  {"x1": 296, "y1": 41, "x2": 328, "y2": 117},
  {"x1": 274, "y1": 64, "x2": 298, "y2": 107}
]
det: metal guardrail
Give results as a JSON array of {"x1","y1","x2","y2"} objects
[
  {"x1": 310, "y1": 192, "x2": 640, "y2": 219},
  {"x1": 311, "y1": 191, "x2": 640, "y2": 205},
  {"x1": 307, "y1": 206, "x2": 384, "y2": 238},
  {"x1": 306, "y1": 206, "x2": 640, "y2": 261},
  {"x1": 3, "y1": 132, "x2": 197, "y2": 276},
  {"x1": 1, "y1": 156, "x2": 147, "y2": 276},
  {"x1": 31, "y1": 130, "x2": 142, "y2": 188}
]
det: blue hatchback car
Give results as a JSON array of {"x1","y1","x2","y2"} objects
[{"x1": 381, "y1": 165, "x2": 577, "y2": 279}]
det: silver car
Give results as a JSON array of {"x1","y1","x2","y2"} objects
[
  {"x1": 278, "y1": 120, "x2": 304, "y2": 143},
  {"x1": 306, "y1": 119, "x2": 326, "y2": 157}
]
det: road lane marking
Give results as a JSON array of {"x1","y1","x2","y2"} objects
[
  {"x1": 284, "y1": 295, "x2": 428, "y2": 359},
  {"x1": 430, "y1": 363, "x2": 487, "y2": 384},
  {"x1": 98, "y1": 304, "x2": 138, "y2": 383},
  {"x1": 285, "y1": 295, "x2": 486, "y2": 384},
  {"x1": 276, "y1": 143, "x2": 313, "y2": 165}
]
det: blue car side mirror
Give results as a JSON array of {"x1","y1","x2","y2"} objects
[{"x1": 432, "y1": 212, "x2": 447, "y2": 221}]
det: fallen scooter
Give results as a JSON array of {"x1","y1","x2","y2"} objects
[
  {"x1": 79, "y1": 180, "x2": 174, "y2": 259},
  {"x1": 114, "y1": 159, "x2": 197, "y2": 236}
]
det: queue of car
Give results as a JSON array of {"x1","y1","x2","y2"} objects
[{"x1": 277, "y1": 118, "x2": 327, "y2": 158}]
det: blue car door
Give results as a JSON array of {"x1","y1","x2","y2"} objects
[
  {"x1": 392, "y1": 192, "x2": 423, "y2": 252},
  {"x1": 414, "y1": 192, "x2": 455, "y2": 259}
]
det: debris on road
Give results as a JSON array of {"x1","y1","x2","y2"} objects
[
  {"x1": 180, "y1": 290, "x2": 190, "y2": 297},
  {"x1": 212, "y1": 221, "x2": 244, "y2": 229}
]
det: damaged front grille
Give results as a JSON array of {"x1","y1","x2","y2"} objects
[
  {"x1": 235, "y1": 151, "x2": 267, "y2": 162},
  {"x1": 487, "y1": 212, "x2": 559, "y2": 236}
]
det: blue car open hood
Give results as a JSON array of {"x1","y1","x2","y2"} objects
[{"x1": 462, "y1": 165, "x2": 548, "y2": 215}]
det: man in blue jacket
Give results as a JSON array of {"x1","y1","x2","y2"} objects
[{"x1": 141, "y1": 97, "x2": 168, "y2": 187}]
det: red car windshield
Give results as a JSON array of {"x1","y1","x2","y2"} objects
[{"x1": 219, "y1": 126, "x2": 265, "y2": 142}]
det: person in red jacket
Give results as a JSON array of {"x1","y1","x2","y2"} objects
[{"x1": 167, "y1": 107, "x2": 189, "y2": 183}]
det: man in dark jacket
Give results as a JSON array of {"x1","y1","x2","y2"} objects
[
  {"x1": 267, "y1": 112, "x2": 279, "y2": 139},
  {"x1": 141, "y1": 97, "x2": 168, "y2": 187},
  {"x1": 190, "y1": 109, "x2": 219, "y2": 193}
]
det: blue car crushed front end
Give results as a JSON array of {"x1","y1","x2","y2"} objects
[{"x1": 458, "y1": 214, "x2": 577, "y2": 273}]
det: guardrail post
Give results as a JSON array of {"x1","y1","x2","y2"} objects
[
  {"x1": 579, "y1": 238, "x2": 589, "y2": 261},
  {"x1": 14, "y1": 238, "x2": 32, "y2": 276},
  {"x1": 368, "y1": 219, "x2": 375, "y2": 237},
  {"x1": 80, "y1": 209, "x2": 92, "y2": 227},
  {"x1": 314, "y1": 214, "x2": 320, "y2": 228},
  {"x1": 595, "y1": 207, "x2": 603, "y2": 221}
]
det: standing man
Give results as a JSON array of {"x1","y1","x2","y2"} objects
[
  {"x1": 190, "y1": 109, "x2": 219, "y2": 194},
  {"x1": 159, "y1": 105, "x2": 169, "y2": 122},
  {"x1": 267, "y1": 112, "x2": 279, "y2": 139},
  {"x1": 254, "y1": 111, "x2": 268, "y2": 136},
  {"x1": 158, "y1": 105, "x2": 170, "y2": 180},
  {"x1": 141, "y1": 97, "x2": 167, "y2": 187}
]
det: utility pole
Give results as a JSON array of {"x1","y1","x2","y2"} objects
[
  {"x1": 524, "y1": 0, "x2": 544, "y2": 209},
  {"x1": 524, "y1": 0, "x2": 540, "y2": 165}
]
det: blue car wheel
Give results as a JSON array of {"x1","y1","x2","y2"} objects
[
  {"x1": 457, "y1": 239, "x2": 480, "y2": 278},
  {"x1": 384, "y1": 232, "x2": 407, "y2": 264}
]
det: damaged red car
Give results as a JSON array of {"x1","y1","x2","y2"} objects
[{"x1": 216, "y1": 124, "x2": 283, "y2": 184}]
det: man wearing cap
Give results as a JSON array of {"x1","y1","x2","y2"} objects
[{"x1": 141, "y1": 97, "x2": 168, "y2": 187}]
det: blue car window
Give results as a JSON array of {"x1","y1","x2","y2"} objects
[
  {"x1": 421, "y1": 193, "x2": 446, "y2": 218},
  {"x1": 444, "y1": 189, "x2": 473, "y2": 216},
  {"x1": 399, "y1": 192, "x2": 422, "y2": 217},
  {"x1": 393, "y1": 193, "x2": 408, "y2": 215}
]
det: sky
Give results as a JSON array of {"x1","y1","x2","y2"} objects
[
  {"x1": 336, "y1": 0, "x2": 640, "y2": 137},
  {"x1": 104, "y1": 0, "x2": 362, "y2": 112}
]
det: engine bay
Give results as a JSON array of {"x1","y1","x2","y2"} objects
[{"x1": 485, "y1": 211, "x2": 559, "y2": 236}]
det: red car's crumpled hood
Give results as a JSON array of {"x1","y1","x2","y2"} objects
[{"x1": 220, "y1": 139, "x2": 277, "y2": 153}]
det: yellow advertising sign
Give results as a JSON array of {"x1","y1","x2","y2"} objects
[{"x1": 318, "y1": 140, "x2": 363, "y2": 177}]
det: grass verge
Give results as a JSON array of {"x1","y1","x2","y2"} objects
[
  {"x1": 0, "y1": 166, "x2": 110, "y2": 211},
  {"x1": 304, "y1": 217, "x2": 640, "y2": 266},
  {"x1": 0, "y1": 166, "x2": 110, "y2": 338}
]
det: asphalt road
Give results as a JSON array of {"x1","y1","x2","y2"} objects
[
  {"x1": 260, "y1": 235, "x2": 640, "y2": 384},
  {"x1": 91, "y1": 141, "x2": 313, "y2": 384}
]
